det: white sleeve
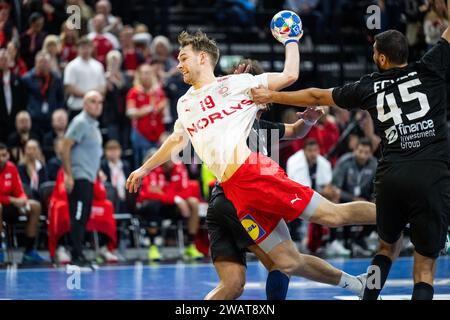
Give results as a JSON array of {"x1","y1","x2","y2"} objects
[
  {"x1": 63, "y1": 62, "x2": 76, "y2": 86},
  {"x1": 253, "y1": 73, "x2": 269, "y2": 88},
  {"x1": 96, "y1": 62, "x2": 106, "y2": 87}
]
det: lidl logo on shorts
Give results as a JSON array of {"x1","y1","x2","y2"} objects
[{"x1": 241, "y1": 214, "x2": 265, "y2": 242}]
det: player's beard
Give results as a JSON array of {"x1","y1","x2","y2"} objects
[{"x1": 375, "y1": 59, "x2": 385, "y2": 72}]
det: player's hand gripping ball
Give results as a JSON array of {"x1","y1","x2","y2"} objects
[{"x1": 270, "y1": 10, "x2": 303, "y2": 45}]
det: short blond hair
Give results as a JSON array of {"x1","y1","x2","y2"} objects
[{"x1": 178, "y1": 30, "x2": 219, "y2": 68}]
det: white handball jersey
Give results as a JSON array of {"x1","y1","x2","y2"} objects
[{"x1": 174, "y1": 73, "x2": 268, "y2": 180}]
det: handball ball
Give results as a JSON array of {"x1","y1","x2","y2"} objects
[{"x1": 270, "y1": 10, "x2": 302, "y2": 42}]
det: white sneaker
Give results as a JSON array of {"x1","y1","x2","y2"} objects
[
  {"x1": 356, "y1": 273, "x2": 367, "y2": 299},
  {"x1": 99, "y1": 246, "x2": 119, "y2": 263},
  {"x1": 325, "y1": 240, "x2": 351, "y2": 257},
  {"x1": 56, "y1": 246, "x2": 71, "y2": 264}
]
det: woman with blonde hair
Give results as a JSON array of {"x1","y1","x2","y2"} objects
[
  {"x1": 59, "y1": 20, "x2": 79, "y2": 69},
  {"x1": 126, "y1": 63, "x2": 168, "y2": 168},
  {"x1": 18, "y1": 139, "x2": 48, "y2": 200},
  {"x1": 42, "y1": 34, "x2": 61, "y2": 77}
]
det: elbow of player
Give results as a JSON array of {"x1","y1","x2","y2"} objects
[{"x1": 285, "y1": 72, "x2": 298, "y2": 86}]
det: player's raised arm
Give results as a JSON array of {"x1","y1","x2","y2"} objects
[
  {"x1": 443, "y1": 0, "x2": 450, "y2": 42},
  {"x1": 252, "y1": 86, "x2": 336, "y2": 108},
  {"x1": 126, "y1": 121, "x2": 188, "y2": 193},
  {"x1": 266, "y1": 41, "x2": 301, "y2": 91},
  {"x1": 265, "y1": 11, "x2": 303, "y2": 91}
]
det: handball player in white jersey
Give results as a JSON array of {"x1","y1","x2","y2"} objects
[{"x1": 127, "y1": 30, "x2": 376, "y2": 295}]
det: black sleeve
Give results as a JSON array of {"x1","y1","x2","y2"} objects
[
  {"x1": 258, "y1": 120, "x2": 286, "y2": 139},
  {"x1": 421, "y1": 38, "x2": 450, "y2": 79},
  {"x1": 332, "y1": 80, "x2": 366, "y2": 110}
]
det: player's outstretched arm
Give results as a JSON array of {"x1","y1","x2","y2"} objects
[
  {"x1": 252, "y1": 86, "x2": 336, "y2": 108},
  {"x1": 126, "y1": 131, "x2": 188, "y2": 193},
  {"x1": 443, "y1": 0, "x2": 450, "y2": 42}
]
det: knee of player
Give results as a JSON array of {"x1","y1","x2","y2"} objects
[
  {"x1": 272, "y1": 258, "x2": 301, "y2": 276},
  {"x1": 222, "y1": 277, "x2": 245, "y2": 297}
]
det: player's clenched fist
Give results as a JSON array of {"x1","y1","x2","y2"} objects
[{"x1": 126, "y1": 167, "x2": 150, "y2": 193}]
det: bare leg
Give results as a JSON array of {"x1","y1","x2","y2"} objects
[
  {"x1": 308, "y1": 196, "x2": 376, "y2": 227},
  {"x1": 25, "y1": 200, "x2": 41, "y2": 238},
  {"x1": 413, "y1": 251, "x2": 436, "y2": 285},
  {"x1": 268, "y1": 240, "x2": 348, "y2": 286},
  {"x1": 205, "y1": 257, "x2": 246, "y2": 300},
  {"x1": 186, "y1": 197, "x2": 200, "y2": 235}
]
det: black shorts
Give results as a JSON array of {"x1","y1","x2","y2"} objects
[
  {"x1": 375, "y1": 161, "x2": 450, "y2": 258},
  {"x1": 1, "y1": 204, "x2": 22, "y2": 223},
  {"x1": 206, "y1": 191, "x2": 255, "y2": 266}
]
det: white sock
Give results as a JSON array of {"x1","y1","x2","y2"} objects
[{"x1": 338, "y1": 272, "x2": 362, "y2": 294}]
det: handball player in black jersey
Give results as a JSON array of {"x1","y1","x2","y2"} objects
[{"x1": 252, "y1": 4, "x2": 450, "y2": 299}]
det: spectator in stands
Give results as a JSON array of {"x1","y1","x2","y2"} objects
[
  {"x1": 22, "y1": 51, "x2": 65, "y2": 137},
  {"x1": 285, "y1": 0, "x2": 324, "y2": 41},
  {"x1": 42, "y1": 108, "x2": 68, "y2": 160},
  {"x1": 46, "y1": 137, "x2": 63, "y2": 181},
  {"x1": 286, "y1": 138, "x2": 350, "y2": 256},
  {"x1": 18, "y1": 139, "x2": 48, "y2": 200},
  {"x1": 120, "y1": 25, "x2": 144, "y2": 76},
  {"x1": 132, "y1": 23, "x2": 152, "y2": 63},
  {"x1": 7, "y1": 111, "x2": 40, "y2": 164},
  {"x1": 89, "y1": 0, "x2": 123, "y2": 36},
  {"x1": 0, "y1": 142, "x2": 46, "y2": 264},
  {"x1": 150, "y1": 36, "x2": 178, "y2": 80},
  {"x1": 215, "y1": 0, "x2": 257, "y2": 29},
  {"x1": 65, "y1": 0, "x2": 94, "y2": 36},
  {"x1": 103, "y1": 50, "x2": 130, "y2": 144},
  {"x1": 63, "y1": 36, "x2": 106, "y2": 119},
  {"x1": 163, "y1": 71, "x2": 190, "y2": 131},
  {"x1": 424, "y1": 0, "x2": 448, "y2": 47},
  {"x1": 0, "y1": 48, "x2": 25, "y2": 144},
  {"x1": 87, "y1": 14, "x2": 120, "y2": 66},
  {"x1": 100, "y1": 139, "x2": 131, "y2": 212},
  {"x1": 137, "y1": 156, "x2": 204, "y2": 261},
  {"x1": 19, "y1": 12, "x2": 46, "y2": 69},
  {"x1": 42, "y1": 35, "x2": 62, "y2": 77},
  {"x1": 0, "y1": 0, "x2": 18, "y2": 48},
  {"x1": 6, "y1": 41, "x2": 28, "y2": 76},
  {"x1": 21, "y1": 0, "x2": 66, "y2": 36},
  {"x1": 61, "y1": 91, "x2": 104, "y2": 268},
  {"x1": 332, "y1": 137, "x2": 377, "y2": 257},
  {"x1": 59, "y1": 19, "x2": 79, "y2": 69},
  {"x1": 126, "y1": 63, "x2": 167, "y2": 168}
]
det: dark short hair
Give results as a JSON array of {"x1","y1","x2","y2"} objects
[
  {"x1": 237, "y1": 59, "x2": 265, "y2": 76},
  {"x1": 29, "y1": 12, "x2": 44, "y2": 25},
  {"x1": 357, "y1": 137, "x2": 373, "y2": 150},
  {"x1": 0, "y1": 143, "x2": 7, "y2": 151},
  {"x1": 304, "y1": 138, "x2": 319, "y2": 148},
  {"x1": 374, "y1": 30, "x2": 409, "y2": 65}
]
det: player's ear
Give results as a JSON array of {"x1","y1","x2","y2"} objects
[{"x1": 199, "y1": 51, "x2": 207, "y2": 65}]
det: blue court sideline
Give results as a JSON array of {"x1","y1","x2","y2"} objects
[{"x1": 1, "y1": 256, "x2": 449, "y2": 300}]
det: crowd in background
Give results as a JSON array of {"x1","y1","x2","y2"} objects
[{"x1": 0, "y1": 0, "x2": 448, "y2": 265}]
